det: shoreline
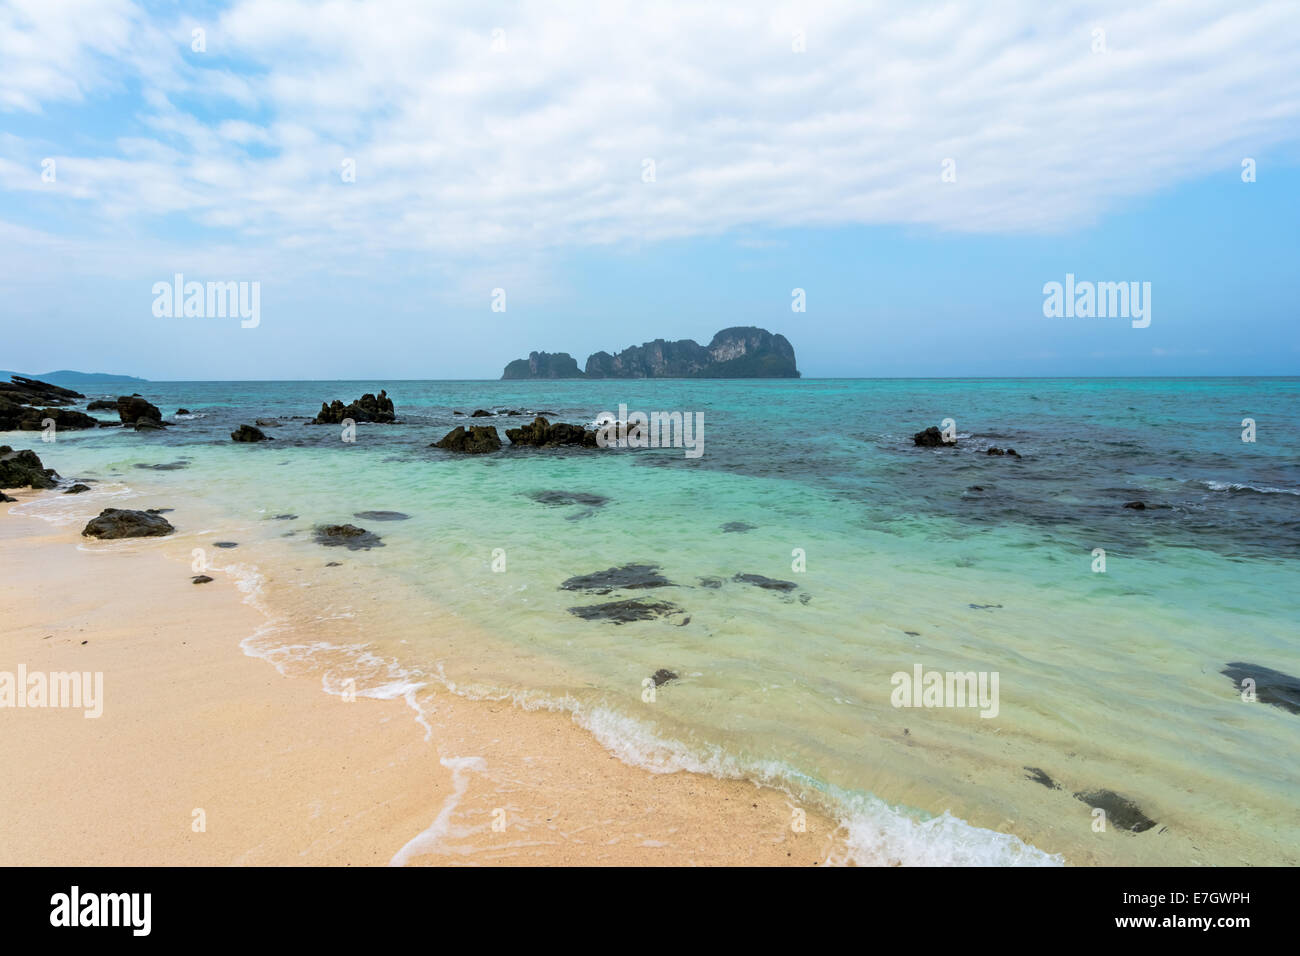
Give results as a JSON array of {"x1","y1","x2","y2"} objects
[{"x1": 0, "y1": 491, "x2": 841, "y2": 866}]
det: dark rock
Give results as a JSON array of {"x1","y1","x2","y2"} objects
[
  {"x1": 733, "y1": 572, "x2": 798, "y2": 592},
  {"x1": 116, "y1": 395, "x2": 163, "y2": 426},
  {"x1": 527, "y1": 490, "x2": 610, "y2": 509},
  {"x1": 254, "y1": 418, "x2": 280, "y2": 428},
  {"x1": 213, "y1": 542, "x2": 238, "y2": 549},
  {"x1": 192, "y1": 575, "x2": 214, "y2": 584},
  {"x1": 1073, "y1": 789, "x2": 1157, "y2": 833},
  {"x1": 135, "y1": 461, "x2": 188, "y2": 471},
  {"x1": 63, "y1": 483, "x2": 91, "y2": 494},
  {"x1": 312, "y1": 390, "x2": 396, "y2": 424},
  {"x1": 87, "y1": 400, "x2": 117, "y2": 411},
  {"x1": 0, "y1": 375, "x2": 83, "y2": 408},
  {"x1": 560, "y1": 563, "x2": 674, "y2": 594},
  {"x1": 176, "y1": 408, "x2": 191, "y2": 415},
  {"x1": 969, "y1": 603, "x2": 1003, "y2": 610},
  {"x1": 721, "y1": 521, "x2": 756, "y2": 533},
  {"x1": 913, "y1": 426, "x2": 955, "y2": 447},
  {"x1": 81, "y1": 508, "x2": 175, "y2": 539},
  {"x1": 325, "y1": 561, "x2": 342, "y2": 567},
  {"x1": 1006, "y1": 448, "x2": 1020, "y2": 457},
  {"x1": 354, "y1": 510, "x2": 411, "y2": 521},
  {"x1": 432, "y1": 425, "x2": 501, "y2": 454},
  {"x1": 271, "y1": 514, "x2": 298, "y2": 520},
  {"x1": 313, "y1": 523, "x2": 384, "y2": 550},
  {"x1": 231, "y1": 424, "x2": 271, "y2": 442},
  {"x1": 967, "y1": 485, "x2": 984, "y2": 492},
  {"x1": 567, "y1": 599, "x2": 684, "y2": 625},
  {"x1": 0, "y1": 492, "x2": 15, "y2": 502},
  {"x1": 987, "y1": 447, "x2": 1005, "y2": 456},
  {"x1": 0, "y1": 445, "x2": 59, "y2": 489},
  {"x1": 470, "y1": 409, "x2": 493, "y2": 417},
  {"x1": 452, "y1": 410, "x2": 465, "y2": 416},
  {"x1": 505, "y1": 416, "x2": 598, "y2": 448},
  {"x1": 0, "y1": 397, "x2": 102, "y2": 431},
  {"x1": 698, "y1": 576, "x2": 723, "y2": 588},
  {"x1": 1024, "y1": 767, "x2": 1061, "y2": 790},
  {"x1": 1222, "y1": 662, "x2": 1300, "y2": 715},
  {"x1": 1123, "y1": 501, "x2": 1146, "y2": 510},
  {"x1": 134, "y1": 418, "x2": 166, "y2": 431},
  {"x1": 651, "y1": 669, "x2": 678, "y2": 687}
]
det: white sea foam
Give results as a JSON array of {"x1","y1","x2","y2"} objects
[
  {"x1": 388, "y1": 755, "x2": 488, "y2": 866},
  {"x1": 1198, "y1": 479, "x2": 1299, "y2": 496}
]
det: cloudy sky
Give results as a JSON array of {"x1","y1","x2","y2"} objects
[{"x1": 1, "y1": 0, "x2": 1298, "y2": 379}]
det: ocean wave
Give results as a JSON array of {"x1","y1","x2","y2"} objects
[{"x1": 1196, "y1": 479, "x2": 1300, "y2": 496}]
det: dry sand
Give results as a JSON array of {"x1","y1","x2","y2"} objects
[{"x1": 0, "y1": 494, "x2": 842, "y2": 865}]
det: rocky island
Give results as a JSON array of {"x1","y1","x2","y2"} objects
[{"x1": 500, "y1": 326, "x2": 799, "y2": 379}]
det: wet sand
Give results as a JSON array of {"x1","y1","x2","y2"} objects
[{"x1": 0, "y1": 494, "x2": 840, "y2": 866}]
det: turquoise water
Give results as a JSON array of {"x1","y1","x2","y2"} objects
[{"x1": 11, "y1": 377, "x2": 1299, "y2": 865}]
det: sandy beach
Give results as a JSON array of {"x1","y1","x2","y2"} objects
[{"x1": 0, "y1": 492, "x2": 840, "y2": 866}]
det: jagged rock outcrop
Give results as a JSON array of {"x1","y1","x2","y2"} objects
[
  {"x1": 231, "y1": 424, "x2": 271, "y2": 442},
  {"x1": 501, "y1": 351, "x2": 584, "y2": 380},
  {"x1": 116, "y1": 395, "x2": 164, "y2": 426},
  {"x1": 500, "y1": 326, "x2": 799, "y2": 379},
  {"x1": 504, "y1": 416, "x2": 598, "y2": 448},
  {"x1": 0, "y1": 445, "x2": 60, "y2": 489},
  {"x1": 913, "y1": 426, "x2": 955, "y2": 447},
  {"x1": 0, "y1": 376, "x2": 102, "y2": 431},
  {"x1": 311, "y1": 390, "x2": 396, "y2": 424},
  {"x1": 431, "y1": 425, "x2": 502, "y2": 454}
]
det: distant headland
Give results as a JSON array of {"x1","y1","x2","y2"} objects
[
  {"x1": 0, "y1": 369, "x2": 148, "y2": 385},
  {"x1": 501, "y1": 326, "x2": 800, "y2": 380}
]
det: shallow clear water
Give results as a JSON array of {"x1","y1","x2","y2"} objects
[{"x1": 10, "y1": 377, "x2": 1299, "y2": 865}]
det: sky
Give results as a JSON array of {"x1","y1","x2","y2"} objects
[{"x1": 1, "y1": 0, "x2": 1298, "y2": 380}]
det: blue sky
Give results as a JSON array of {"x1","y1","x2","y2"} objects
[{"x1": 1, "y1": 0, "x2": 1298, "y2": 380}]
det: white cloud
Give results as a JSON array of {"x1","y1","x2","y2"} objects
[{"x1": 1, "y1": 0, "x2": 1298, "y2": 272}]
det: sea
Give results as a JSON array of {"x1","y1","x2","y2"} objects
[{"x1": 9, "y1": 376, "x2": 1299, "y2": 865}]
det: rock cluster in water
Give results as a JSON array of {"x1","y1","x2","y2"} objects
[
  {"x1": 312, "y1": 390, "x2": 396, "y2": 424},
  {"x1": 0, "y1": 445, "x2": 60, "y2": 489}
]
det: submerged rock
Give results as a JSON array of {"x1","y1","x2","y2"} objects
[
  {"x1": 432, "y1": 425, "x2": 501, "y2": 454},
  {"x1": 527, "y1": 490, "x2": 610, "y2": 510},
  {"x1": 82, "y1": 508, "x2": 175, "y2": 539},
  {"x1": 1073, "y1": 789, "x2": 1157, "y2": 833},
  {"x1": 0, "y1": 445, "x2": 59, "y2": 490},
  {"x1": 505, "y1": 416, "x2": 598, "y2": 448},
  {"x1": 192, "y1": 574, "x2": 214, "y2": 584},
  {"x1": 313, "y1": 523, "x2": 384, "y2": 550},
  {"x1": 471, "y1": 409, "x2": 492, "y2": 417},
  {"x1": 213, "y1": 542, "x2": 238, "y2": 549},
  {"x1": 270, "y1": 513, "x2": 298, "y2": 520},
  {"x1": 721, "y1": 521, "x2": 757, "y2": 533},
  {"x1": 1222, "y1": 662, "x2": 1300, "y2": 715},
  {"x1": 651, "y1": 669, "x2": 678, "y2": 687},
  {"x1": 567, "y1": 599, "x2": 684, "y2": 625},
  {"x1": 176, "y1": 408, "x2": 192, "y2": 416},
  {"x1": 560, "y1": 563, "x2": 674, "y2": 594},
  {"x1": 1024, "y1": 767, "x2": 1061, "y2": 790},
  {"x1": 312, "y1": 390, "x2": 396, "y2": 424},
  {"x1": 87, "y1": 400, "x2": 117, "y2": 411},
  {"x1": 353, "y1": 510, "x2": 411, "y2": 521},
  {"x1": 733, "y1": 572, "x2": 798, "y2": 592},
  {"x1": 698, "y1": 576, "x2": 723, "y2": 589},
  {"x1": 1123, "y1": 501, "x2": 1146, "y2": 510},
  {"x1": 231, "y1": 424, "x2": 271, "y2": 442},
  {"x1": 63, "y1": 483, "x2": 91, "y2": 494},
  {"x1": 913, "y1": 426, "x2": 955, "y2": 447},
  {"x1": 135, "y1": 461, "x2": 189, "y2": 470}
]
